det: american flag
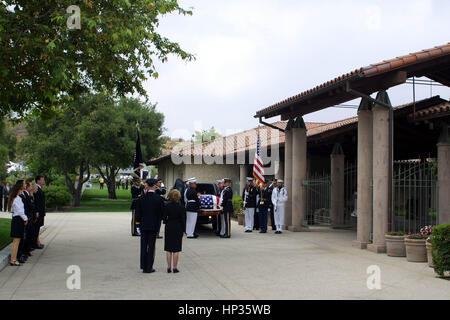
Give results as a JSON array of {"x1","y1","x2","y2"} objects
[
  {"x1": 199, "y1": 194, "x2": 222, "y2": 211},
  {"x1": 253, "y1": 131, "x2": 265, "y2": 187}
]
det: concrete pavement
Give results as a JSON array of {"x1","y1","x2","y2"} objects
[{"x1": 0, "y1": 211, "x2": 448, "y2": 300}]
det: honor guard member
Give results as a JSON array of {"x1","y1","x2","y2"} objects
[
  {"x1": 131, "y1": 177, "x2": 144, "y2": 236},
  {"x1": 271, "y1": 179, "x2": 288, "y2": 234},
  {"x1": 213, "y1": 179, "x2": 224, "y2": 236},
  {"x1": 242, "y1": 177, "x2": 258, "y2": 232},
  {"x1": 184, "y1": 178, "x2": 200, "y2": 239},
  {"x1": 219, "y1": 178, "x2": 233, "y2": 238},
  {"x1": 256, "y1": 179, "x2": 271, "y2": 233},
  {"x1": 135, "y1": 179, "x2": 164, "y2": 273},
  {"x1": 268, "y1": 179, "x2": 277, "y2": 230}
]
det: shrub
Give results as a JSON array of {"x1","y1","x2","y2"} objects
[
  {"x1": 45, "y1": 185, "x2": 72, "y2": 210},
  {"x1": 430, "y1": 223, "x2": 450, "y2": 277},
  {"x1": 51, "y1": 175, "x2": 67, "y2": 187},
  {"x1": 232, "y1": 195, "x2": 243, "y2": 218},
  {"x1": 428, "y1": 210, "x2": 437, "y2": 219},
  {"x1": 386, "y1": 231, "x2": 406, "y2": 236}
]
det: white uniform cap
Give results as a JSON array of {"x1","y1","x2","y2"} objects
[
  {"x1": 246, "y1": 177, "x2": 254, "y2": 182},
  {"x1": 187, "y1": 177, "x2": 197, "y2": 184},
  {"x1": 216, "y1": 179, "x2": 224, "y2": 184},
  {"x1": 277, "y1": 179, "x2": 284, "y2": 183}
]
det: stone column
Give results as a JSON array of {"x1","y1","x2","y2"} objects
[
  {"x1": 289, "y1": 117, "x2": 309, "y2": 232},
  {"x1": 239, "y1": 164, "x2": 247, "y2": 196},
  {"x1": 437, "y1": 123, "x2": 450, "y2": 225},
  {"x1": 353, "y1": 98, "x2": 373, "y2": 249},
  {"x1": 367, "y1": 91, "x2": 392, "y2": 254},
  {"x1": 275, "y1": 160, "x2": 284, "y2": 181},
  {"x1": 284, "y1": 119, "x2": 293, "y2": 229},
  {"x1": 331, "y1": 143, "x2": 345, "y2": 227}
]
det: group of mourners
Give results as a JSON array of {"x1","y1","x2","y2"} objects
[
  {"x1": 128, "y1": 175, "x2": 288, "y2": 274},
  {"x1": 8, "y1": 176, "x2": 46, "y2": 266}
]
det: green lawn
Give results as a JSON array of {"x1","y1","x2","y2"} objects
[
  {"x1": 66, "y1": 188, "x2": 132, "y2": 212},
  {"x1": 0, "y1": 218, "x2": 11, "y2": 250}
]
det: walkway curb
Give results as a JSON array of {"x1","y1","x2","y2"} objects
[{"x1": 0, "y1": 226, "x2": 47, "y2": 272}]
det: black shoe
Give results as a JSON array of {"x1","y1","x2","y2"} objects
[
  {"x1": 187, "y1": 236, "x2": 196, "y2": 239},
  {"x1": 259, "y1": 231, "x2": 266, "y2": 233},
  {"x1": 220, "y1": 235, "x2": 230, "y2": 238},
  {"x1": 143, "y1": 269, "x2": 156, "y2": 274},
  {"x1": 167, "y1": 268, "x2": 172, "y2": 273},
  {"x1": 173, "y1": 268, "x2": 179, "y2": 273},
  {"x1": 245, "y1": 230, "x2": 251, "y2": 233},
  {"x1": 35, "y1": 244, "x2": 44, "y2": 249},
  {"x1": 18, "y1": 256, "x2": 26, "y2": 264}
]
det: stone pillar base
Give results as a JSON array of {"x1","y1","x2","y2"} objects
[
  {"x1": 352, "y1": 240, "x2": 370, "y2": 249},
  {"x1": 367, "y1": 243, "x2": 387, "y2": 254},
  {"x1": 288, "y1": 225, "x2": 310, "y2": 232}
]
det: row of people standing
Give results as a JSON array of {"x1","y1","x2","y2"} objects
[
  {"x1": 9, "y1": 176, "x2": 46, "y2": 266},
  {"x1": 241, "y1": 177, "x2": 288, "y2": 234},
  {"x1": 0, "y1": 182, "x2": 11, "y2": 212}
]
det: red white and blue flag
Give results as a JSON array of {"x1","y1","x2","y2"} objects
[
  {"x1": 253, "y1": 131, "x2": 265, "y2": 187},
  {"x1": 199, "y1": 194, "x2": 222, "y2": 211}
]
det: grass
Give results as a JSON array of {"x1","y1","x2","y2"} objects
[
  {"x1": 0, "y1": 218, "x2": 11, "y2": 250},
  {"x1": 66, "y1": 187, "x2": 132, "y2": 212}
]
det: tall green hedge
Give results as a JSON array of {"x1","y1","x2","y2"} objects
[
  {"x1": 430, "y1": 223, "x2": 450, "y2": 277},
  {"x1": 232, "y1": 195, "x2": 243, "y2": 217},
  {"x1": 45, "y1": 185, "x2": 72, "y2": 210}
]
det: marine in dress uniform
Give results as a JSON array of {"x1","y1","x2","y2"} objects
[
  {"x1": 131, "y1": 178, "x2": 144, "y2": 236},
  {"x1": 135, "y1": 179, "x2": 164, "y2": 273},
  {"x1": 242, "y1": 177, "x2": 259, "y2": 232},
  {"x1": 271, "y1": 179, "x2": 288, "y2": 234},
  {"x1": 256, "y1": 180, "x2": 271, "y2": 233},
  {"x1": 184, "y1": 178, "x2": 200, "y2": 239},
  {"x1": 219, "y1": 178, "x2": 233, "y2": 238},
  {"x1": 213, "y1": 179, "x2": 223, "y2": 236}
]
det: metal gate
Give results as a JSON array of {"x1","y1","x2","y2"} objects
[
  {"x1": 344, "y1": 162, "x2": 357, "y2": 226},
  {"x1": 391, "y1": 159, "x2": 438, "y2": 234},
  {"x1": 303, "y1": 172, "x2": 331, "y2": 225}
]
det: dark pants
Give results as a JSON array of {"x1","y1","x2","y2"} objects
[
  {"x1": 222, "y1": 210, "x2": 231, "y2": 237},
  {"x1": 140, "y1": 230, "x2": 157, "y2": 271},
  {"x1": 2, "y1": 197, "x2": 7, "y2": 212},
  {"x1": 269, "y1": 208, "x2": 276, "y2": 230},
  {"x1": 23, "y1": 222, "x2": 35, "y2": 253},
  {"x1": 212, "y1": 215, "x2": 221, "y2": 234},
  {"x1": 100, "y1": 183, "x2": 104, "y2": 189},
  {"x1": 258, "y1": 207, "x2": 268, "y2": 232},
  {"x1": 253, "y1": 209, "x2": 260, "y2": 230},
  {"x1": 131, "y1": 209, "x2": 140, "y2": 236}
]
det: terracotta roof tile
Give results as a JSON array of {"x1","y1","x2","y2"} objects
[{"x1": 256, "y1": 43, "x2": 450, "y2": 117}]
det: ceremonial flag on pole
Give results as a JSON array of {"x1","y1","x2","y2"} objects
[
  {"x1": 253, "y1": 131, "x2": 265, "y2": 187},
  {"x1": 133, "y1": 127, "x2": 144, "y2": 176}
]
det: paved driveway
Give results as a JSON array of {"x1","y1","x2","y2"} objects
[{"x1": 0, "y1": 211, "x2": 448, "y2": 300}]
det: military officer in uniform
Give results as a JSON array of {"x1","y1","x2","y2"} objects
[
  {"x1": 214, "y1": 179, "x2": 224, "y2": 236},
  {"x1": 184, "y1": 178, "x2": 200, "y2": 239},
  {"x1": 271, "y1": 179, "x2": 288, "y2": 234},
  {"x1": 155, "y1": 178, "x2": 167, "y2": 239},
  {"x1": 219, "y1": 178, "x2": 233, "y2": 238},
  {"x1": 131, "y1": 177, "x2": 144, "y2": 236},
  {"x1": 268, "y1": 179, "x2": 277, "y2": 230},
  {"x1": 257, "y1": 179, "x2": 271, "y2": 233},
  {"x1": 135, "y1": 179, "x2": 164, "y2": 273},
  {"x1": 242, "y1": 177, "x2": 259, "y2": 232}
]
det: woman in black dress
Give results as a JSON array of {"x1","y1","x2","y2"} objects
[{"x1": 163, "y1": 189, "x2": 186, "y2": 273}]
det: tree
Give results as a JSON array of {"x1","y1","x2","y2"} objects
[
  {"x1": 192, "y1": 127, "x2": 222, "y2": 144},
  {"x1": 0, "y1": 120, "x2": 18, "y2": 181},
  {"x1": 20, "y1": 99, "x2": 93, "y2": 206},
  {"x1": 82, "y1": 95, "x2": 164, "y2": 199},
  {"x1": 0, "y1": 1, "x2": 194, "y2": 119}
]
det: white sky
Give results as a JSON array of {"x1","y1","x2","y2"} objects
[{"x1": 143, "y1": 0, "x2": 450, "y2": 140}]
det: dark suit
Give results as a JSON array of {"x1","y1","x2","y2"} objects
[
  {"x1": 135, "y1": 191, "x2": 164, "y2": 272},
  {"x1": 33, "y1": 186, "x2": 45, "y2": 247},
  {"x1": 21, "y1": 191, "x2": 35, "y2": 254}
]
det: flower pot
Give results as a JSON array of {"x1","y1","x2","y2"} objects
[
  {"x1": 385, "y1": 235, "x2": 406, "y2": 257},
  {"x1": 405, "y1": 238, "x2": 427, "y2": 262},
  {"x1": 426, "y1": 241, "x2": 434, "y2": 268},
  {"x1": 237, "y1": 213, "x2": 244, "y2": 226}
]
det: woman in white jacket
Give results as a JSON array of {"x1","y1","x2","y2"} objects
[
  {"x1": 271, "y1": 180, "x2": 288, "y2": 234},
  {"x1": 8, "y1": 180, "x2": 27, "y2": 266}
]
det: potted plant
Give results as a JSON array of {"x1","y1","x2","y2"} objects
[
  {"x1": 385, "y1": 231, "x2": 407, "y2": 257},
  {"x1": 421, "y1": 226, "x2": 434, "y2": 268},
  {"x1": 405, "y1": 233, "x2": 428, "y2": 263}
]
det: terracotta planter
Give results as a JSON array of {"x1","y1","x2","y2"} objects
[
  {"x1": 385, "y1": 235, "x2": 406, "y2": 257},
  {"x1": 237, "y1": 214, "x2": 244, "y2": 226},
  {"x1": 426, "y1": 241, "x2": 434, "y2": 268},
  {"x1": 405, "y1": 238, "x2": 427, "y2": 262}
]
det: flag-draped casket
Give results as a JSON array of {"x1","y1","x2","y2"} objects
[{"x1": 198, "y1": 194, "x2": 222, "y2": 216}]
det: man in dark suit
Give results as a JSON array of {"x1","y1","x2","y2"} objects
[
  {"x1": 33, "y1": 175, "x2": 46, "y2": 249},
  {"x1": 135, "y1": 179, "x2": 164, "y2": 273},
  {"x1": 19, "y1": 181, "x2": 35, "y2": 261},
  {"x1": 2, "y1": 182, "x2": 10, "y2": 212}
]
